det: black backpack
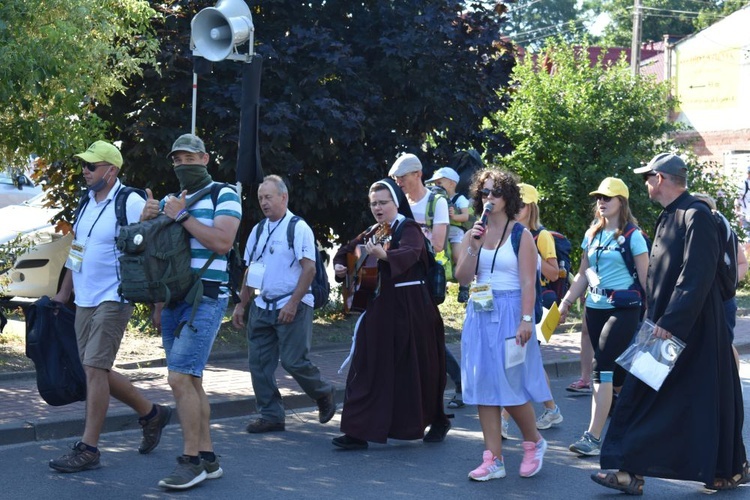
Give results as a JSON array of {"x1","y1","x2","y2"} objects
[
  {"x1": 73, "y1": 185, "x2": 146, "y2": 228},
  {"x1": 686, "y1": 201, "x2": 738, "y2": 300},
  {"x1": 115, "y1": 183, "x2": 218, "y2": 306},
  {"x1": 390, "y1": 221, "x2": 446, "y2": 305},
  {"x1": 249, "y1": 216, "x2": 330, "y2": 309},
  {"x1": 530, "y1": 226, "x2": 572, "y2": 308},
  {"x1": 25, "y1": 296, "x2": 86, "y2": 406}
]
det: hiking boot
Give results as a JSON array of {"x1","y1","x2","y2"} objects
[
  {"x1": 569, "y1": 432, "x2": 601, "y2": 456},
  {"x1": 520, "y1": 438, "x2": 547, "y2": 477},
  {"x1": 501, "y1": 416, "x2": 510, "y2": 440},
  {"x1": 246, "y1": 418, "x2": 285, "y2": 433},
  {"x1": 139, "y1": 404, "x2": 172, "y2": 454},
  {"x1": 468, "y1": 450, "x2": 506, "y2": 481},
  {"x1": 49, "y1": 441, "x2": 101, "y2": 473},
  {"x1": 158, "y1": 456, "x2": 207, "y2": 490},
  {"x1": 202, "y1": 457, "x2": 224, "y2": 480},
  {"x1": 317, "y1": 389, "x2": 336, "y2": 424},
  {"x1": 535, "y1": 405, "x2": 563, "y2": 430}
]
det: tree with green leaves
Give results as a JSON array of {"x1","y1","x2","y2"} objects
[
  {"x1": 97, "y1": 0, "x2": 515, "y2": 245},
  {"x1": 498, "y1": 0, "x2": 582, "y2": 50},
  {"x1": 493, "y1": 37, "x2": 677, "y2": 262},
  {"x1": 0, "y1": 0, "x2": 158, "y2": 171},
  {"x1": 583, "y1": 0, "x2": 738, "y2": 46}
]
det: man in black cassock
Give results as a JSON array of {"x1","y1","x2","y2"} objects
[{"x1": 592, "y1": 153, "x2": 747, "y2": 494}]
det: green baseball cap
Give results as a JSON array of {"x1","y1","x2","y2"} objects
[
  {"x1": 167, "y1": 134, "x2": 207, "y2": 158},
  {"x1": 74, "y1": 141, "x2": 123, "y2": 168}
]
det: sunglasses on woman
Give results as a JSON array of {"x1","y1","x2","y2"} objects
[
  {"x1": 594, "y1": 195, "x2": 612, "y2": 202},
  {"x1": 480, "y1": 188, "x2": 503, "y2": 198}
]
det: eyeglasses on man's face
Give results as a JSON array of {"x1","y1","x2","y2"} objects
[
  {"x1": 642, "y1": 172, "x2": 658, "y2": 182},
  {"x1": 480, "y1": 188, "x2": 503, "y2": 199},
  {"x1": 369, "y1": 200, "x2": 393, "y2": 208}
]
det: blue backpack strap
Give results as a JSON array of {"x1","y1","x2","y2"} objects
[{"x1": 510, "y1": 221, "x2": 524, "y2": 256}]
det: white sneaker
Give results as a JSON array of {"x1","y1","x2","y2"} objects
[
  {"x1": 501, "y1": 417, "x2": 510, "y2": 439},
  {"x1": 535, "y1": 405, "x2": 563, "y2": 430}
]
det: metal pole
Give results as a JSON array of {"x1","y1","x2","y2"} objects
[
  {"x1": 191, "y1": 72, "x2": 198, "y2": 135},
  {"x1": 630, "y1": 0, "x2": 643, "y2": 76}
]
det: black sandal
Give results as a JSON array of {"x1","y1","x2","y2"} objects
[
  {"x1": 741, "y1": 461, "x2": 750, "y2": 485},
  {"x1": 591, "y1": 470, "x2": 644, "y2": 495},
  {"x1": 705, "y1": 473, "x2": 743, "y2": 491}
]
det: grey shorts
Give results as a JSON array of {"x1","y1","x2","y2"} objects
[{"x1": 75, "y1": 301, "x2": 134, "y2": 370}]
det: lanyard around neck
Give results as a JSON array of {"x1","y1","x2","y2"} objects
[
  {"x1": 256, "y1": 213, "x2": 286, "y2": 260},
  {"x1": 593, "y1": 230, "x2": 614, "y2": 273},
  {"x1": 475, "y1": 217, "x2": 511, "y2": 275},
  {"x1": 77, "y1": 185, "x2": 122, "y2": 239}
]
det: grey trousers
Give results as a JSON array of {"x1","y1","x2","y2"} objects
[{"x1": 247, "y1": 301, "x2": 332, "y2": 422}]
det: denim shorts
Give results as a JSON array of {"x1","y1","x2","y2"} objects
[{"x1": 161, "y1": 295, "x2": 228, "y2": 377}]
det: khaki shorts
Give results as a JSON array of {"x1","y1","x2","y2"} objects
[{"x1": 75, "y1": 301, "x2": 134, "y2": 370}]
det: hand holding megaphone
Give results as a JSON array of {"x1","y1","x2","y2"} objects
[{"x1": 473, "y1": 202, "x2": 494, "y2": 240}]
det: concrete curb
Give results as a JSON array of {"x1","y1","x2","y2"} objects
[
  {"x1": 0, "y1": 358, "x2": 579, "y2": 447},
  {"x1": 2, "y1": 338, "x2": 746, "y2": 447},
  {"x1": 0, "y1": 387, "x2": 350, "y2": 447}
]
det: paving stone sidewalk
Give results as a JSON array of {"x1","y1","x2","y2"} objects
[{"x1": 2, "y1": 316, "x2": 748, "y2": 446}]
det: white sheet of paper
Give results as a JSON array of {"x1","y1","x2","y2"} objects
[
  {"x1": 505, "y1": 337, "x2": 527, "y2": 369},
  {"x1": 630, "y1": 351, "x2": 670, "y2": 391}
]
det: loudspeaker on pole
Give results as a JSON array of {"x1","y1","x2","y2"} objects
[{"x1": 191, "y1": 0, "x2": 254, "y2": 62}]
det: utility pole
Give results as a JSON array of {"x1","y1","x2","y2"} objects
[{"x1": 630, "y1": 0, "x2": 643, "y2": 76}]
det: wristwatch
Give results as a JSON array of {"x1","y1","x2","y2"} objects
[{"x1": 521, "y1": 314, "x2": 533, "y2": 323}]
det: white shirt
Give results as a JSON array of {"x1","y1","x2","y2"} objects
[
  {"x1": 243, "y1": 210, "x2": 316, "y2": 309},
  {"x1": 476, "y1": 238, "x2": 520, "y2": 290},
  {"x1": 409, "y1": 189, "x2": 449, "y2": 243},
  {"x1": 72, "y1": 180, "x2": 146, "y2": 307}
]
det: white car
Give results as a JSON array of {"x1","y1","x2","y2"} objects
[
  {"x1": 0, "y1": 171, "x2": 43, "y2": 209},
  {"x1": 0, "y1": 192, "x2": 72, "y2": 299}
]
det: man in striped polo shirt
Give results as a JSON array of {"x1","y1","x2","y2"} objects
[{"x1": 141, "y1": 133, "x2": 241, "y2": 490}]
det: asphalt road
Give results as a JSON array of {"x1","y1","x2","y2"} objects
[{"x1": 2, "y1": 356, "x2": 749, "y2": 499}]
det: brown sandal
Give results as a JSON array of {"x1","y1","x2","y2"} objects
[{"x1": 591, "y1": 470, "x2": 644, "y2": 495}]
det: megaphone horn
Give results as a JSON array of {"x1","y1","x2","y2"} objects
[{"x1": 191, "y1": 0, "x2": 254, "y2": 62}]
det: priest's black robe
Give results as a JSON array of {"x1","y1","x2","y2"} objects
[{"x1": 601, "y1": 191, "x2": 746, "y2": 482}]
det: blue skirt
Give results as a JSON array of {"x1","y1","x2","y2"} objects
[{"x1": 461, "y1": 289, "x2": 552, "y2": 406}]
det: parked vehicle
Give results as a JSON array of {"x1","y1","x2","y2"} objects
[
  {"x1": 0, "y1": 170, "x2": 43, "y2": 209},
  {"x1": 0, "y1": 192, "x2": 72, "y2": 300}
]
